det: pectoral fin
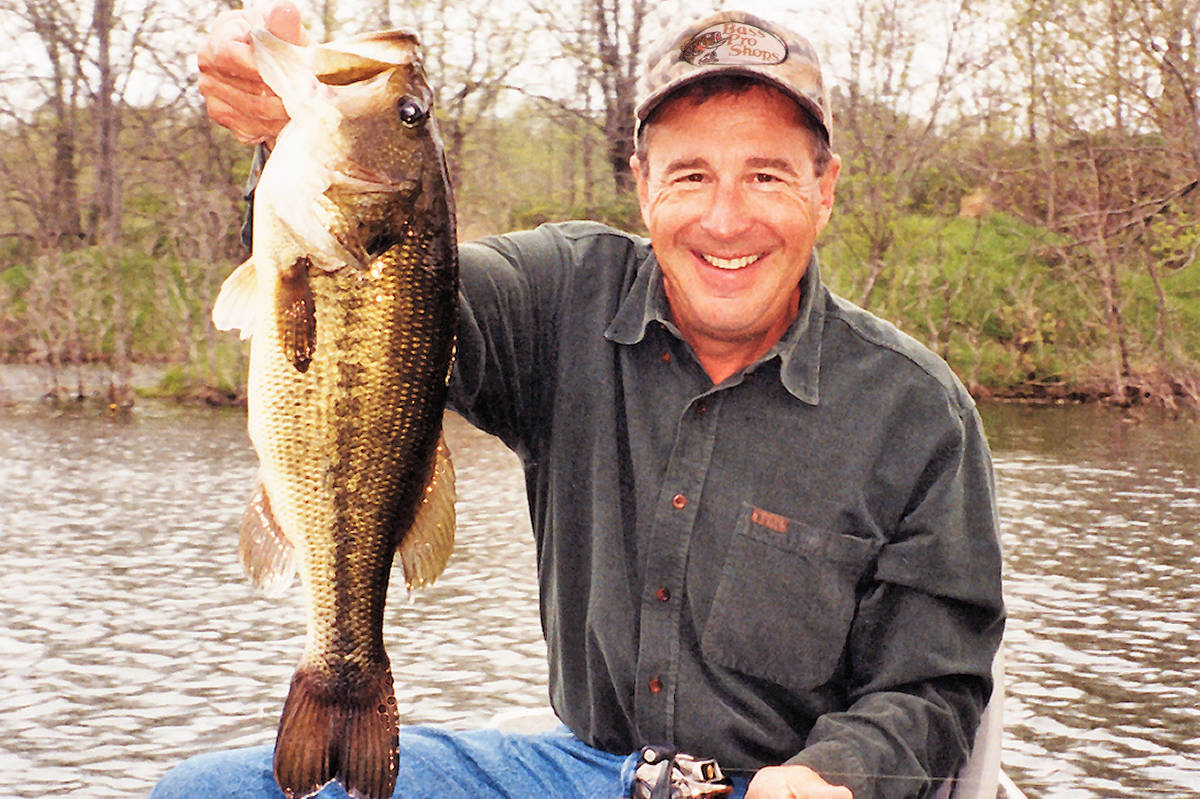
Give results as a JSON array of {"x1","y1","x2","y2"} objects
[
  {"x1": 239, "y1": 474, "x2": 297, "y2": 597},
  {"x1": 212, "y1": 258, "x2": 259, "y2": 339},
  {"x1": 397, "y1": 433, "x2": 456, "y2": 590},
  {"x1": 277, "y1": 258, "x2": 317, "y2": 372}
]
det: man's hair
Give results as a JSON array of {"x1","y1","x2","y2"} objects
[{"x1": 635, "y1": 74, "x2": 832, "y2": 178}]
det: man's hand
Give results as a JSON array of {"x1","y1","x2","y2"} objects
[
  {"x1": 745, "y1": 765, "x2": 853, "y2": 799},
  {"x1": 196, "y1": 0, "x2": 308, "y2": 145}
]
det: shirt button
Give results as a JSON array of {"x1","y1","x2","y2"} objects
[
  {"x1": 694, "y1": 400, "x2": 708, "y2": 416},
  {"x1": 661, "y1": 351, "x2": 671, "y2": 363},
  {"x1": 671, "y1": 493, "x2": 687, "y2": 509},
  {"x1": 656, "y1": 586, "x2": 671, "y2": 602},
  {"x1": 648, "y1": 677, "x2": 663, "y2": 694}
]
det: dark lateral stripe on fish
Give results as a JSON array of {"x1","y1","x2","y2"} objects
[{"x1": 274, "y1": 666, "x2": 400, "y2": 799}]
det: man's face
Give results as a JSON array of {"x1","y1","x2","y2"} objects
[{"x1": 632, "y1": 84, "x2": 840, "y2": 369}]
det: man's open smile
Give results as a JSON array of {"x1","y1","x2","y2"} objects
[{"x1": 699, "y1": 252, "x2": 763, "y2": 270}]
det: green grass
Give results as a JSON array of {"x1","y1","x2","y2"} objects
[{"x1": 820, "y1": 211, "x2": 1200, "y2": 399}]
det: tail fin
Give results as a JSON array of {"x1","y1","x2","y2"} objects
[{"x1": 273, "y1": 665, "x2": 399, "y2": 799}]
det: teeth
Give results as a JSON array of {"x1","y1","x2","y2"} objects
[{"x1": 702, "y1": 253, "x2": 760, "y2": 270}]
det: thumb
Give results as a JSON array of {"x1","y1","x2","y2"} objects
[{"x1": 264, "y1": 1, "x2": 308, "y2": 45}]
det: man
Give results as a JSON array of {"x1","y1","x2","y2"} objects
[{"x1": 156, "y1": 5, "x2": 1004, "y2": 798}]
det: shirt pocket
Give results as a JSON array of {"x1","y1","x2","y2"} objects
[{"x1": 700, "y1": 503, "x2": 879, "y2": 693}]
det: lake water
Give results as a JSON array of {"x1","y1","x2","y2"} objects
[
  {"x1": 982, "y1": 404, "x2": 1200, "y2": 798},
  {"x1": 0, "y1": 400, "x2": 1197, "y2": 798}
]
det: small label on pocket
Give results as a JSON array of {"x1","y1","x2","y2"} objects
[{"x1": 750, "y1": 507, "x2": 788, "y2": 534}]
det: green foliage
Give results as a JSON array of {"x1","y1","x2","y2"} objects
[
  {"x1": 820, "y1": 208, "x2": 1200, "y2": 395},
  {"x1": 0, "y1": 239, "x2": 243, "y2": 388},
  {"x1": 141, "y1": 350, "x2": 247, "y2": 401},
  {"x1": 1147, "y1": 204, "x2": 1200, "y2": 276},
  {"x1": 144, "y1": 364, "x2": 196, "y2": 397},
  {"x1": 2, "y1": 85, "x2": 1197, "y2": 404},
  {"x1": 451, "y1": 106, "x2": 638, "y2": 239}
]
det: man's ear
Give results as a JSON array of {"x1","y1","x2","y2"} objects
[{"x1": 816, "y1": 153, "x2": 841, "y2": 232}]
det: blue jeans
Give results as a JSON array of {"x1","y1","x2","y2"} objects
[{"x1": 148, "y1": 725, "x2": 752, "y2": 799}]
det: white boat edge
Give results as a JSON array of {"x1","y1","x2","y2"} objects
[{"x1": 998, "y1": 769, "x2": 1028, "y2": 799}]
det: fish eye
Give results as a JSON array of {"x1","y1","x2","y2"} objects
[{"x1": 397, "y1": 97, "x2": 428, "y2": 127}]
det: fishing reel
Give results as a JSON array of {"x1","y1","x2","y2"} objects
[{"x1": 630, "y1": 745, "x2": 733, "y2": 799}]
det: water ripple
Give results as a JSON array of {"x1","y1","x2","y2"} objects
[
  {"x1": 3, "y1": 402, "x2": 1199, "y2": 797},
  {"x1": 985, "y1": 405, "x2": 1200, "y2": 797},
  {"x1": 1, "y1": 407, "x2": 545, "y2": 798}
]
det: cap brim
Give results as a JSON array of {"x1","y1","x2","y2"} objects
[{"x1": 635, "y1": 67, "x2": 829, "y2": 143}]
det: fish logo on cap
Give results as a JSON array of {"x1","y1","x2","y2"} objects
[
  {"x1": 679, "y1": 22, "x2": 787, "y2": 66},
  {"x1": 680, "y1": 31, "x2": 728, "y2": 64}
]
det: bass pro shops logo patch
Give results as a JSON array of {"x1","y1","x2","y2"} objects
[{"x1": 679, "y1": 22, "x2": 787, "y2": 66}]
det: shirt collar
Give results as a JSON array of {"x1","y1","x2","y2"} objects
[{"x1": 604, "y1": 250, "x2": 825, "y2": 405}]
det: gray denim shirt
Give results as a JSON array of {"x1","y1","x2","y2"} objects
[{"x1": 448, "y1": 221, "x2": 1005, "y2": 799}]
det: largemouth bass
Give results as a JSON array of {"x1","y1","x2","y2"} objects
[{"x1": 211, "y1": 26, "x2": 458, "y2": 799}]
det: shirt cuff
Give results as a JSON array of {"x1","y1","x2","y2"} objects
[{"x1": 784, "y1": 741, "x2": 868, "y2": 798}]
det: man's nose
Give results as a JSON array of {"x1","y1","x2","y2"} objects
[{"x1": 700, "y1": 181, "x2": 753, "y2": 239}]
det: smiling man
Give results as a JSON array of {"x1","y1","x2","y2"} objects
[
  {"x1": 632, "y1": 79, "x2": 838, "y2": 385},
  {"x1": 154, "y1": 7, "x2": 1004, "y2": 799}
]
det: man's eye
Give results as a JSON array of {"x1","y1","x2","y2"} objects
[{"x1": 754, "y1": 173, "x2": 780, "y2": 183}]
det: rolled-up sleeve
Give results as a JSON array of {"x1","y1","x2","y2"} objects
[
  {"x1": 788, "y1": 400, "x2": 1004, "y2": 799},
  {"x1": 448, "y1": 228, "x2": 571, "y2": 458}
]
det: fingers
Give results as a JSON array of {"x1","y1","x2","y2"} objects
[
  {"x1": 196, "y1": 2, "x2": 305, "y2": 144},
  {"x1": 197, "y1": 9, "x2": 257, "y2": 83},
  {"x1": 198, "y1": 78, "x2": 290, "y2": 144},
  {"x1": 744, "y1": 765, "x2": 855, "y2": 799},
  {"x1": 264, "y1": 1, "x2": 308, "y2": 45}
]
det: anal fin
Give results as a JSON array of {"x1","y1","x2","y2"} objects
[
  {"x1": 397, "y1": 432, "x2": 456, "y2": 590},
  {"x1": 238, "y1": 475, "x2": 297, "y2": 597}
]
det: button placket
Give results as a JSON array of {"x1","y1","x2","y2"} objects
[{"x1": 633, "y1": 391, "x2": 723, "y2": 745}]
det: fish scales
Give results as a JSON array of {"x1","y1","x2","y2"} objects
[
  {"x1": 212, "y1": 26, "x2": 458, "y2": 799},
  {"x1": 255, "y1": 224, "x2": 454, "y2": 660}
]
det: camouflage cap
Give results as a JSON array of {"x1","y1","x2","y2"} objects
[{"x1": 634, "y1": 10, "x2": 831, "y2": 146}]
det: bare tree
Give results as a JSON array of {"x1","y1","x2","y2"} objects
[
  {"x1": 0, "y1": 0, "x2": 180, "y2": 248},
  {"x1": 996, "y1": 0, "x2": 1200, "y2": 401},
  {"x1": 92, "y1": 0, "x2": 118, "y2": 244},
  {"x1": 833, "y1": 0, "x2": 1001, "y2": 309},
  {"x1": 524, "y1": 0, "x2": 703, "y2": 195},
  {"x1": 1, "y1": 0, "x2": 88, "y2": 248}
]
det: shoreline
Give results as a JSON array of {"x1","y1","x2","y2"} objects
[
  {"x1": 1, "y1": 362, "x2": 1195, "y2": 412},
  {"x1": 0, "y1": 363, "x2": 168, "y2": 407}
]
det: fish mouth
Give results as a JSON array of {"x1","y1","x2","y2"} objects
[
  {"x1": 699, "y1": 252, "x2": 763, "y2": 270},
  {"x1": 330, "y1": 158, "x2": 420, "y2": 194}
]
